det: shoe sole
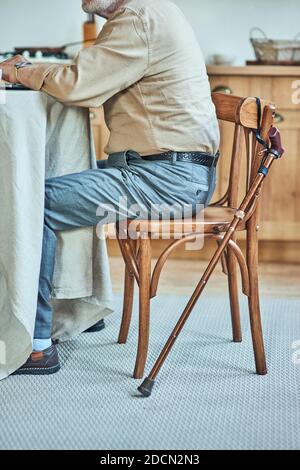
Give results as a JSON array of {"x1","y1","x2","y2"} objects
[
  {"x1": 12, "y1": 363, "x2": 61, "y2": 376},
  {"x1": 84, "y1": 322, "x2": 105, "y2": 333}
]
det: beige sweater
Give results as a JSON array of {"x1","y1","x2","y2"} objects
[{"x1": 19, "y1": 0, "x2": 220, "y2": 156}]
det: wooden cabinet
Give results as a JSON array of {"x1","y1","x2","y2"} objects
[
  {"x1": 90, "y1": 107, "x2": 110, "y2": 161},
  {"x1": 208, "y1": 66, "x2": 300, "y2": 261}
]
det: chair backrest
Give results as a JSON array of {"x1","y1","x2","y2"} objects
[{"x1": 211, "y1": 92, "x2": 275, "y2": 209}]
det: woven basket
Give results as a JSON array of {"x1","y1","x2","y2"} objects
[{"x1": 250, "y1": 28, "x2": 300, "y2": 62}]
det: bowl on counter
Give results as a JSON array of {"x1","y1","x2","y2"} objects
[{"x1": 210, "y1": 54, "x2": 236, "y2": 65}]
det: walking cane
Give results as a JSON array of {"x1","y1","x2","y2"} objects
[{"x1": 138, "y1": 120, "x2": 285, "y2": 397}]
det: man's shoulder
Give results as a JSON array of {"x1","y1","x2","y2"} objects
[{"x1": 121, "y1": 0, "x2": 178, "y2": 18}]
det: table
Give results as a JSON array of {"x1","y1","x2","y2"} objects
[{"x1": 0, "y1": 90, "x2": 114, "y2": 379}]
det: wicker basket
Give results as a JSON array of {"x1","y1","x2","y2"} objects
[{"x1": 250, "y1": 28, "x2": 300, "y2": 62}]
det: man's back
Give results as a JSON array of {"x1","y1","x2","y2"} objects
[
  {"x1": 103, "y1": 0, "x2": 220, "y2": 155},
  {"x1": 19, "y1": 0, "x2": 219, "y2": 157}
]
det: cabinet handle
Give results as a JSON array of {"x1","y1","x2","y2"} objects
[
  {"x1": 212, "y1": 85, "x2": 233, "y2": 95},
  {"x1": 274, "y1": 112, "x2": 284, "y2": 124},
  {"x1": 89, "y1": 111, "x2": 96, "y2": 120}
]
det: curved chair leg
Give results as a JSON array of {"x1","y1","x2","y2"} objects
[
  {"x1": 118, "y1": 266, "x2": 135, "y2": 344},
  {"x1": 133, "y1": 237, "x2": 151, "y2": 379},
  {"x1": 227, "y1": 242, "x2": 242, "y2": 343},
  {"x1": 247, "y1": 220, "x2": 267, "y2": 375}
]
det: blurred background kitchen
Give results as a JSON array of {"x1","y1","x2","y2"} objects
[
  {"x1": 1, "y1": 0, "x2": 300, "y2": 64},
  {"x1": 1, "y1": 0, "x2": 299, "y2": 291}
]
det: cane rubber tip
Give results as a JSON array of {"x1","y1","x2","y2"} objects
[{"x1": 138, "y1": 377, "x2": 155, "y2": 397}]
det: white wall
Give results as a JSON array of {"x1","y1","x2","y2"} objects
[
  {"x1": 172, "y1": 0, "x2": 300, "y2": 64},
  {"x1": 0, "y1": 0, "x2": 299, "y2": 64},
  {"x1": 0, "y1": 0, "x2": 105, "y2": 56}
]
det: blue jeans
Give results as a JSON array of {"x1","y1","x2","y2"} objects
[{"x1": 34, "y1": 150, "x2": 217, "y2": 339}]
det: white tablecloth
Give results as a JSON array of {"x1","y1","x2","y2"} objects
[{"x1": 0, "y1": 90, "x2": 114, "y2": 379}]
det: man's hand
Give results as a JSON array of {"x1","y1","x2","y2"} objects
[{"x1": 0, "y1": 55, "x2": 29, "y2": 83}]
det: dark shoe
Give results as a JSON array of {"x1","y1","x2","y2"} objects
[
  {"x1": 84, "y1": 319, "x2": 105, "y2": 333},
  {"x1": 13, "y1": 344, "x2": 60, "y2": 375}
]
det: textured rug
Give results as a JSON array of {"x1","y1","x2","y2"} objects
[{"x1": 0, "y1": 295, "x2": 299, "y2": 450}]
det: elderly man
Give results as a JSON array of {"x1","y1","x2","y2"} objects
[{"x1": 0, "y1": 0, "x2": 219, "y2": 375}]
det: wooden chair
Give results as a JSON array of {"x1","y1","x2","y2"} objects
[{"x1": 116, "y1": 92, "x2": 275, "y2": 381}]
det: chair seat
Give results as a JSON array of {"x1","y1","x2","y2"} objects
[{"x1": 126, "y1": 206, "x2": 245, "y2": 236}]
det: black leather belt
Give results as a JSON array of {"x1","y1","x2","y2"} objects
[{"x1": 141, "y1": 151, "x2": 219, "y2": 168}]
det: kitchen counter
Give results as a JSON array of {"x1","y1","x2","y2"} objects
[{"x1": 207, "y1": 65, "x2": 300, "y2": 77}]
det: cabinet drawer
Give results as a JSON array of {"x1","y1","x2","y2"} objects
[
  {"x1": 209, "y1": 75, "x2": 300, "y2": 111},
  {"x1": 210, "y1": 76, "x2": 275, "y2": 105},
  {"x1": 210, "y1": 76, "x2": 248, "y2": 97},
  {"x1": 271, "y1": 77, "x2": 300, "y2": 110},
  {"x1": 272, "y1": 109, "x2": 300, "y2": 129}
]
